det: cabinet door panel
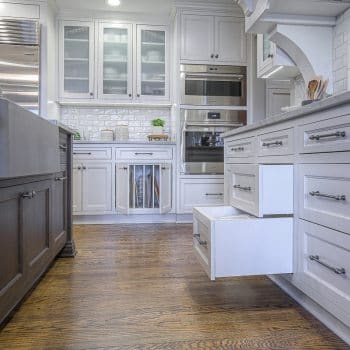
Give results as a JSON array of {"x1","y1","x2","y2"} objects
[
  {"x1": 116, "y1": 163, "x2": 129, "y2": 214},
  {"x1": 181, "y1": 15, "x2": 214, "y2": 62},
  {"x1": 0, "y1": 185, "x2": 24, "y2": 308},
  {"x1": 137, "y1": 25, "x2": 169, "y2": 101},
  {"x1": 215, "y1": 17, "x2": 246, "y2": 64},
  {"x1": 82, "y1": 163, "x2": 112, "y2": 212},
  {"x1": 23, "y1": 180, "x2": 51, "y2": 278},
  {"x1": 60, "y1": 21, "x2": 94, "y2": 99},
  {"x1": 98, "y1": 23, "x2": 132, "y2": 100},
  {"x1": 266, "y1": 88, "x2": 290, "y2": 117},
  {"x1": 160, "y1": 163, "x2": 172, "y2": 214},
  {"x1": 52, "y1": 175, "x2": 67, "y2": 255}
]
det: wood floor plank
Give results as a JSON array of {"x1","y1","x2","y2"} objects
[{"x1": 0, "y1": 224, "x2": 349, "y2": 350}]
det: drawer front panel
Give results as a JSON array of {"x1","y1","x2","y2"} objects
[
  {"x1": 116, "y1": 148, "x2": 173, "y2": 160},
  {"x1": 298, "y1": 219, "x2": 350, "y2": 326},
  {"x1": 193, "y1": 216, "x2": 212, "y2": 279},
  {"x1": 299, "y1": 164, "x2": 350, "y2": 234},
  {"x1": 258, "y1": 128, "x2": 294, "y2": 156},
  {"x1": 225, "y1": 137, "x2": 255, "y2": 158},
  {"x1": 179, "y1": 180, "x2": 224, "y2": 214},
  {"x1": 298, "y1": 115, "x2": 350, "y2": 154},
  {"x1": 230, "y1": 164, "x2": 259, "y2": 216},
  {"x1": 73, "y1": 148, "x2": 112, "y2": 160}
]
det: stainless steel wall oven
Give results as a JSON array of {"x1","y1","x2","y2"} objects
[
  {"x1": 180, "y1": 109, "x2": 246, "y2": 175},
  {"x1": 180, "y1": 64, "x2": 246, "y2": 106}
]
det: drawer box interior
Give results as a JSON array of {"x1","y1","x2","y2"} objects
[{"x1": 193, "y1": 206, "x2": 293, "y2": 281}]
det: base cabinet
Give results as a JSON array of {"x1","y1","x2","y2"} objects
[
  {"x1": 0, "y1": 177, "x2": 64, "y2": 323},
  {"x1": 116, "y1": 163, "x2": 172, "y2": 214}
]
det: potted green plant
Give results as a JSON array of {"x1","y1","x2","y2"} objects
[{"x1": 151, "y1": 118, "x2": 165, "y2": 134}]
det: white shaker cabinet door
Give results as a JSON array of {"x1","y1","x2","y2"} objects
[
  {"x1": 116, "y1": 163, "x2": 129, "y2": 214},
  {"x1": 81, "y1": 162, "x2": 112, "y2": 212},
  {"x1": 215, "y1": 17, "x2": 246, "y2": 64},
  {"x1": 180, "y1": 14, "x2": 214, "y2": 62},
  {"x1": 160, "y1": 163, "x2": 172, "y2": 214}
]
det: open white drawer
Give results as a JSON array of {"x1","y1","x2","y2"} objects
[
  {"x1": 193, "y1": 206, "x2": 293, "y2": 280},
  {"x1": 229, "y1": 164, "x2": 294, "y2": 217}
]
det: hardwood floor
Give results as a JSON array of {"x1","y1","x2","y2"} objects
[{"x1": 0, "y1": 224, "x2": 349, "y2": 349}]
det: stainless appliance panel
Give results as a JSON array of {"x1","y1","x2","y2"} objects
[
  {"x1": 181, "y1": 64, "x2": 246, "y2": 106},
  {"x1": 0, "y1": 19, "x2": 40, "y2": 114},
  {"x1": 180, "y1": 109, "x2": 246, "y2": 175}
]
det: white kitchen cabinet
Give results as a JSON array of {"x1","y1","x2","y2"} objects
[
  {"x1": 136, "y1": 25, "x2": 169, "y2": 101},
  {"x1": 59, "y1": 21, "x2": 95, "y2": 99},
  {"x1": 257, "y1": 34, "x2": 299, "y2": 79},
  {"x1": 116, "y1": 163, "x2": 172, "y2": 214},
  {"x1": 73, "y1": 162, "x2": 112, "y2": 214},
  {"x1": 180, "y1": 14, "x2": 246, "y2": 65},
  {"x1": 266, "y1": 82, "x2": 291, "y2": 117},
  {"x1": 97, "y1": 22, "x2": 133, "y2": 100},
  {"x1": 178, "y1": 178, "x2": 224, "y2": 214}
]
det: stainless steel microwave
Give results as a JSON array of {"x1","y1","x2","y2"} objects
[{"x1": 180, "y1": 64, "x2": 246, "y2": 106}]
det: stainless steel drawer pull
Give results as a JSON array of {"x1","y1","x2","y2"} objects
[
  {"x1": 134, "y1": 152, "x2": 154, "y2": 156},
  {"x1": 233, "y1": 184, "x2": 252, "y2": 191},
  {"x1": 194, "y1": 234, "x2": 207, "y2": 248},
  {"x1": 309, "y1": 255, "x2": 346, "y2": 275},
  {"x1": 55, "y1": 176, "x2": 67, "y2": 181},
  {"x1": 73, "y1": 152, "x2": 92, "y2": 155},
  {"x1": 59, "y1": 144, "x2": 67, "y2": 150},
  {"x1": 205, "y1": 193, "x2": 223, "y2": 196},
  {"x1": 21, "y1": 191, "x2": 36, "y2": 199},
  {"x1": 262, "y1": 141, "x2": 283, "y2": 147},
  {"x1": 309, "y1": 131, "x2": 346, "y2": 141},
  {"x1": 309, "y1": 191, "x2": 346, "y2": 201},
  {"x1": 231, "y1": 146, "x2": 244, "y2": 152}
]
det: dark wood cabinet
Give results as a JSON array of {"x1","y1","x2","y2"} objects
[{"x1": 52, "y1": 173, "x2": 67, "y2": 257}]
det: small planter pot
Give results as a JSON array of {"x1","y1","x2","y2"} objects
[{"x1": 152, "y1": 126, "x2": 163, "y2": 134}]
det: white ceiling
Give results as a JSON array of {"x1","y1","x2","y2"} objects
[{"x1": 53, "y1": 0, "x2": 173, "y2": 14}]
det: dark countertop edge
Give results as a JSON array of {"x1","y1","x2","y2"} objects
[
  {"x1": 222, "y1": 91, "x2": 350, "y2": 138},
  {"x1": 48, "y1": 120, "x2": 75, "y2": 134}
]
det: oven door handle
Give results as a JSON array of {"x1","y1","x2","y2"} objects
[
  {"x1": 184, "y1": 73, "x2": 244, "y2": 80},
  {"x1": 185, "y1": 123, "x2": 243, "y2": 128}
]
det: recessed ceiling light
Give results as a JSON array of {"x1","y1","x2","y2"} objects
[{"x1": 106, "y1": 0, "x2": 121, "y2": 6}]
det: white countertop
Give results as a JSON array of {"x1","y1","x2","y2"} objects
[
  {"x1": 222, "y1": 91, "x2": 350, "y2": 138},
  {"x1": 74, "y1": 140, "x2": 176, "y2": 145}
]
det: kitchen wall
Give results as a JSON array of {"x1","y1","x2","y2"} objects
[
  {"x1": 290, "y1": 74, "x2": 306, "y2": 106},
  {"x1": 333, "y1": 7, "x2": 350, "y2": 94},
  {"x1": 60, "y1": 106, "x2": 173, "y2": 141}
]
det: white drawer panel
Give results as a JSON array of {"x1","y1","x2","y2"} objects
[
  {"x1": 179, "y1": 179, "x2": 224, "y2": 214},
  {"x1": 73, "y1": 148, "x2": 112, "y2": 160},
  {"x1": 299, "y1": 164, "x2": 350, "y2": 234},
  {"x1": 116, "y1": 148, "x2": 173, "y2": 160},
  {"x1": 298, "y1": 220, "x2": 350, "y2": 327},
  {"x1": 230, "y1": 164, "x2": 293, "y2": 217},
  {"x1": 225, "y1": 137, "x2": 256, "y2": 159},
  {"x1": 258, "y1": 128, "x2": 294, "y2": 157},
  {"x1": 193, "y1": 206, "x2": 293, "y2": 280},
  {"x1": 193, "y1": 216, "x2": 212, "y2": 278},
  {"x1": 298, "y1": 115, "x2": 350, "y2": 154}
]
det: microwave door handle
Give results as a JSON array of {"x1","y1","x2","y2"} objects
[
  {"x1": 185, "y1": 123, "x2": 243, "y2": 128},
  {"x1": 184, "y1": 73, "x2": 244, "y2": 80}
]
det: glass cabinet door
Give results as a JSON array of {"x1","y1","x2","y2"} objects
[
  {"x1": 98, "y1": 23, "x2": 132, "y2": 99},
  {"x1": 137, "y1": 25, "x2": 169, "y2": 101},
  {"x1": 262, "y1": 34, "x2": 272, "y2": 63},
  {"x1": 61, "y1": 21, "x2": 94, "y2": 99}
]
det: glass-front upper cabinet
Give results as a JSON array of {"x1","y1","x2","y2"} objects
[
  {"x1": 59, "y1": 21, "x2": 94, "y2": 99},
  {"x1": 136, "y1": 25, "x2": 169, "y2": 101},
  {"x1": 98, "y1": 23, "x2": 132, "y2": 100}
]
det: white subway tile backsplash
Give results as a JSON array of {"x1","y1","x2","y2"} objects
[{"x1": 60, "y1": 106, "x2": 171, "y2": 141}]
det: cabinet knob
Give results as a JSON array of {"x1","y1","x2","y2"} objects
[
  {"x1": 210, "y1": 54, "x2": 214, "y2": 59},
  {"x1": 77, "y1": 166, "x2": 82, "y2": 170},
  {"x1": 137, "y1": 94, "x2": 140, "y2": 98},
  {"x1": 267, "y1": 54, "x2": 274, "y2": 58},
  {"x1": 128, "y1": 94, "x2": 132, "y2": 97},
  {"x1": 82, "y1": 166, "x2": 86, "y2": 170},
  {"x1": 123, "y1": 167, "x2": 128, "y2": 170},
  {"x1": 215, "y1": 54, "x2": 219, "y2": 59},
  {"x1": 89, "y1": 92, "x2": 94, "y2": 97}
]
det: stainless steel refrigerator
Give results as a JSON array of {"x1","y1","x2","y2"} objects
[{"x1": 0, "y1": 18, "x2": 40, "y2": 113}]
